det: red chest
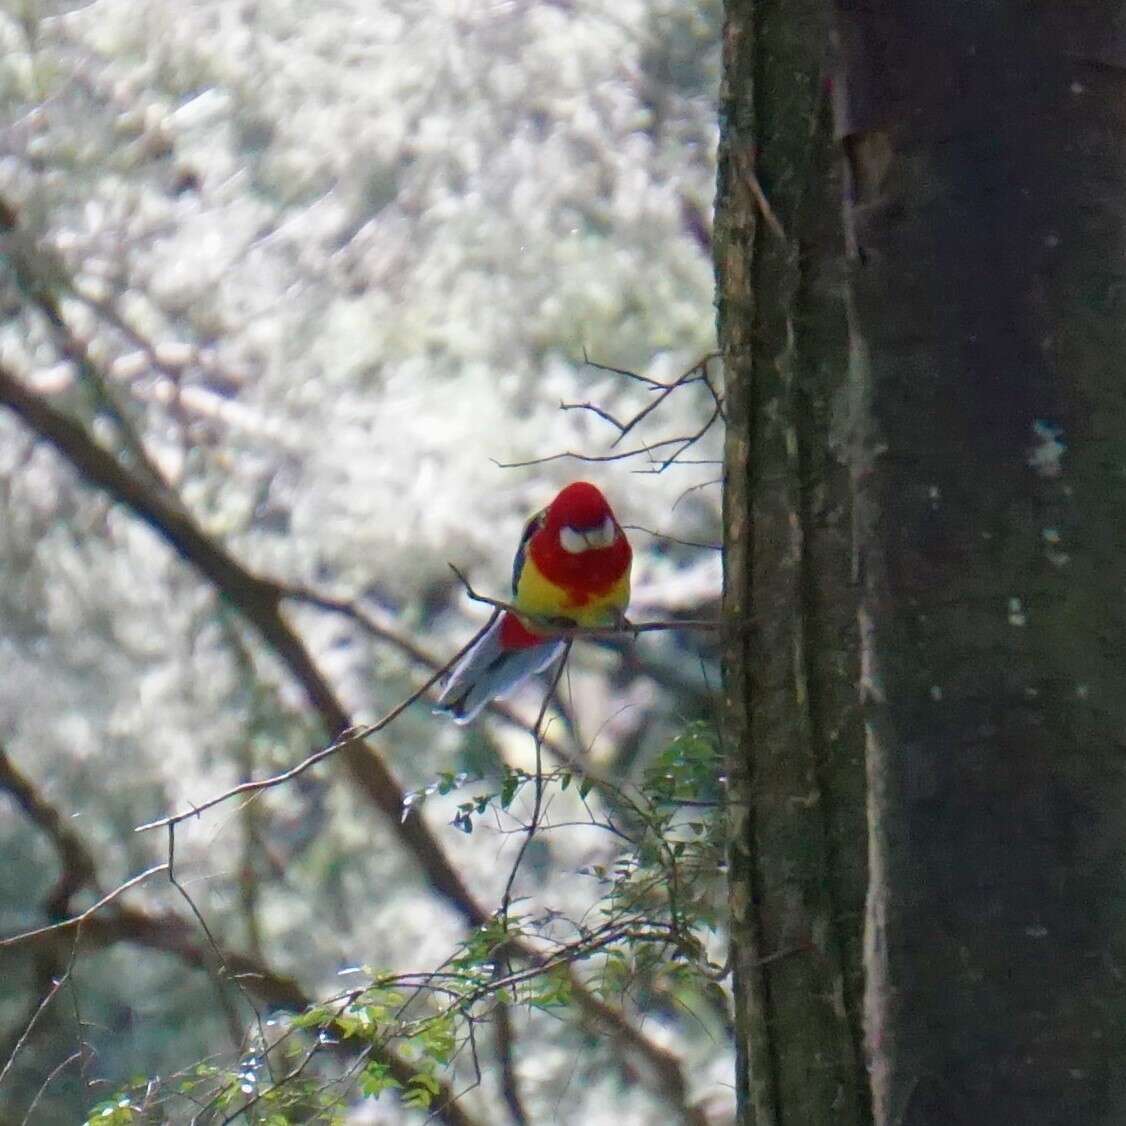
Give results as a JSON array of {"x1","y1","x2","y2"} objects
[{"x1": 529, "y1": 533, "x2": 631, "y2": 604}]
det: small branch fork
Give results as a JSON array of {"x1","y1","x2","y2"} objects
[{"x1": 496, "y1": 352, "x2": 723, "y2": 473}]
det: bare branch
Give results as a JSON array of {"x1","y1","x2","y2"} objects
[
  {"x1": 20, "y1": 1049, "x2": 82, "y2": 1126},
  {"x1": 447, "y1": 565, "x2": 719, "y2": 635},
  {"x1": 0, "y1": 195, "x2": 170, "y2": 490},
  {"x1": 493, "y1": 996, "x2": 528, "y2": 1126},
  {"x1": 491, "y1": 433, "x2": 700, "y2": 471},
  {"x1": 672, "y1": 478, "x2": 724, "y2": 512},
  {"x1": 620, "y1": 523, "x2": 722, "y2": 552},
  {"x1": 0, "y1": 865, "x2": 168, "y2": 949},
  {"x1": 0, "y1": 362, "x2": 483, "y2": 925},
  {"x1": 0, "y1": 970, "x2": 68, "y2": 1090},
  {"x1": 579, "y1": 351, "x2": 667, "y2": 389},
  {"x1": 559, "y1": 400, "x2": 627, "y2": 429},
  {"x1": 134, "y1": 622, "x2": 482, "y2": 835},
  {"x1": 540, "y1": 354, "x2": 726, "y2": 474},
  {"x1": 501, "y1": 644, "x2": 572, "y2": 921},
  {"x1": 609, "y1": 355, "x2": 718, "y2": 450},
  {"x1": 495, "y1": 355, "x2": 723, "y2": 473},
  {"x1": 165, "y1": 824, "x2": 268, "y2": 1051},
  {"x1": 0, "y1": 743, "x2": 98, "y2": 914},
  {"x1": 281, "y1": 583, "x2": 589, "y2": 770},
  {"x1": 648, "y1": 400, "x2": 724, "y2": 474},
  {"x1": 0, "y1": 367, "x2": 704, "y2": 1120}
]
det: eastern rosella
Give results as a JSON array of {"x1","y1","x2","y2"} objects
[{"x1": 436, "y1": 481, "x2": 632, "y2": 724}]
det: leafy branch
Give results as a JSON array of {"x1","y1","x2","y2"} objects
[{"x1": 0, "y1": 362, "x2": 707, "y2": 1122}]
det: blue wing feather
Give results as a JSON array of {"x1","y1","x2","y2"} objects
[
  {"x1": 434, "y1": 613, "x2": 565, "y2": 725},
  {"x1": 511, "y1": 508, "x2": 546, "y2": 595}
]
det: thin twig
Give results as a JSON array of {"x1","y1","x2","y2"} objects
[
  {"x1": 631, "y1": 459, "x2": 723, "y2": 468},
  {"x1": 516, "y1": 351, "x2": 725, "y2": 471},
  {"x1": 500, "y1": 385, "x2": 723, "y2": 474},
  {"x1": 0, "y1": 865, "x2": 168, "y2": 948},
  {"x1": 580, "y1": 351, "x2": 667, "y2": 388},
  {"x1": 20, "y1": 1049, "x2": 82, "y2": 1125},
  {"x1": 501, "y1": 644, "x2": 572, "y2": 921},
  {"x1": 166, "y1": 824, "x2": 266, "y2": 1047},
  {"x1": 491, "y1": 432, "x2": 704, "y2": 471},
  {"x1": 559, "y1": 400, "x2": 626, "y2": 429},
  {"x1": 611, "y1": 357, "x2": 715, "y2": 450},
  {"x1": 447, "y1": 565, "x2": 719, "y2": 636},
  {"x1": 735, "y1": 150, "x2": 788, "y2": 242},
  {"x1": 64, "y1": 950, "x2": 94, "y2": 1104},
  {"x1": 0, "y1": 973, "x2": 68, "y2": 1089},
  {"x1": 620, "y1": 524, "x2": 722, "y2": 552},
  {"x1": 0, "y1": 361, "x2": 487, "y2": 926},
  {"x1": 493, "y1": 995, "x2": 528, "y2": 1126},
  {"x1": 281, "y1": 584, "x2": 588, "y2": 770},
  {"x1": 134, "y1": 623, "x2": 485, "y2": 835}
]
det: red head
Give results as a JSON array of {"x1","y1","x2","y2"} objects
[
  {"x1": 528, "y1": 482, "x2": 631, "y2": 600},
  {"x1": 544, "y1": 481, "x2": 614, "y2": 534}
]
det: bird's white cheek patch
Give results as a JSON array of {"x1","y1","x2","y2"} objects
[
  {"x1": 560, "y1": 526, "x2": 587, "y2": 554},
  {"x1": 589, "y1": 516, "x2": 616, "y2": 549}
]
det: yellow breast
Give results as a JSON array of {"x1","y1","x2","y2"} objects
[{"x1": 515, "y1": 558, "x2": 631, "y2": 629}]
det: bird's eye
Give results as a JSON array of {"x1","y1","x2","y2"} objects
[{"x1": 560, "y1": 526, "x2": 586, "y2": 554}]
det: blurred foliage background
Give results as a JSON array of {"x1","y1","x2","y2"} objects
[{"x1": 0, "y1": 0, "x2": 726, "y2": 1121}]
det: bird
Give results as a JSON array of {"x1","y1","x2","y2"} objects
[{"x1": 435, "y1": 481, "x2": 632, "y2": 724}]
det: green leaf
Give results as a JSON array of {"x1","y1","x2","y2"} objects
[
  {"x1": 290, "y1": 1005, "x2": 332, "y2": 1031},
  {"x1": 411, "y1": 1072, "x2": 441, "y2": 1095},
  {"x1": 359, "y1": 1061, "x2": 402, "y2": 1099},
  {"x1": 415, "y1": 1013, "x2": 456, "y2": 1064},
  {"x1": 403, "y1": 1082, "x2": 434, "y2": 1110}
]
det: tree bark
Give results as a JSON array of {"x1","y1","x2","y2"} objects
[
  {"x1": 834, "y1": 5, "x2": 1126, "y2": 1123},
  {"x1": 717, "y1": 2, "x2": 868, "y2": 1123}
]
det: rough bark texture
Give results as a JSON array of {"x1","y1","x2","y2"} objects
[
  {"x1": 717, "y1": 2, "x2": 868, "y2": 1123},
  {"x1": 834, "y1": 5, "x2": 1126, "y2": 1123}
]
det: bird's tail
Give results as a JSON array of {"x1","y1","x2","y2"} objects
[{"x1": 435, "y1": 613, "x2": 566, "y2": 725}]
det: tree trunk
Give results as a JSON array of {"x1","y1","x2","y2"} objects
[
  {"x1": 834, "y1": 5, "x2": 1126, "y2": 1123},
  {"x1": 717, "y1": 2, "x2": 868, "y2": 1123}
]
